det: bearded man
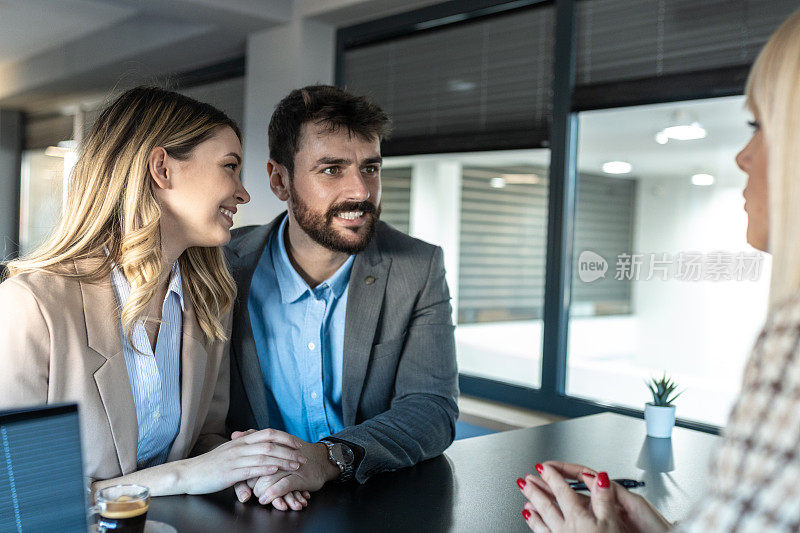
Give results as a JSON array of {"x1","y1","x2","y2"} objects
[{"x1": 224, "y1": 85, "x2": 458, "y2": 510}]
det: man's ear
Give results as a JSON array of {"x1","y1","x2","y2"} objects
[
  {"x1": 148, "y1": 147, "x2": 171, "y2": 190},
  {"x1": 268, "y1": 159, "x2": 290, "y2": 201}
]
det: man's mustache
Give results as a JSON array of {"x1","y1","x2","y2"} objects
[{"x1": 326, "y1": 201, "x2": 379, "y2": 219}]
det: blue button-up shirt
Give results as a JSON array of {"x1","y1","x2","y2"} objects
[
  {"x1": 248, "y1": 216, "x2": 353, "y2": 442},
  {"x1": 110, "y1": 261, "x2": 183, "y2": 469}
]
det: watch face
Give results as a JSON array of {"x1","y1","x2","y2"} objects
[{"x1": 332, "y1": 443, "x2": 355, "y2": 466}]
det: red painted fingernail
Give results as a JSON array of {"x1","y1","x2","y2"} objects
[
  {"x1": 522, "y1": 509, "x2": 531, "y2": 521},
  {"x1": 582, "y1": 472, "x2": 596, "y2": 478},
  {"x1": 516, "y1": 477, "x2": 526, "y2": 490},
  {"x1": 597, "y1": 472, "x2": 610, "y2": 488},
  {"x1": 535, "y1": 463, "x2": 544, "y2": 474}
]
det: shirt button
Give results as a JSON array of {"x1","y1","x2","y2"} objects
[
  {"x1": 153, "y1": 411, "x2": 161, "y2": 419},
  {"x1": 308, "y1": 342, "x2": 315, "y2": 350},
  {"x1": 311, "y1": 391, "x2": 318, "y2": 399}
]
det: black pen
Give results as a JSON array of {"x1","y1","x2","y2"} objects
[{"x1": 569, "y1": 479, "x2": 645, "y2": 491}]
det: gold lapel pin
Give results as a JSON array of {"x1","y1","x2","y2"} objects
[{"x1": 364, "y1": 276, "x2": 376, "y2": 285}]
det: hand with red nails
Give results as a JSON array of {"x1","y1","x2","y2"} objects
[{"x1": 517, "y1": 461, "x2": 672, "y2": 533}]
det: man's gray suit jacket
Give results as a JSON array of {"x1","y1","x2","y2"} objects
[{"x1": 224, "y1": 212, "x2": 459, "y2": 483}]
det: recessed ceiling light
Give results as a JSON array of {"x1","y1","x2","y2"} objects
[
  {"x1": 691, "y1": 173, "x2": 714, "y2": 186},
  {"x1": 490, "y1": 177, "x2": 506, "y2": 188},
  {"x1": 660, "y1": 123, "x2": 707, "y2": 141},
  {"x1": 655, "y1": 110, "x2": 707, "y2": 143},
  {"x1": 447, "y1": 79, "x2": 476, "y2": 92},
  {"x1": 602, "y1": 161, "x2": 632, "y2": 174}
]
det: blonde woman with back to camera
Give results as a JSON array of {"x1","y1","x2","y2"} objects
[
  {"x1": 516, "y1": 9, "x2": 800, "y2": 533},
  {"x1": 0, "y1": 87, "x2": 309, "y2": 501}
]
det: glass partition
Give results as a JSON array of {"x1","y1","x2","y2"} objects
[{"x1": 567, "y1": 96, "x2": 770, "y2": 425}]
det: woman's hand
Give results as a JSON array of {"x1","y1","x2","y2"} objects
[
  {"x1": 231, "y1": 429, "x2": 311, "y2": 511},
  {"x1": 177, "y1": 428, "x2": 308, "y2": 495},
  {"x1": 246, "y1": 439, "x2": 337, "y2": 511},
  {"x1": 517, "y1": 461, "x2": 672, "y2": 533}
]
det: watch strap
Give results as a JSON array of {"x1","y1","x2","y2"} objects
[{"x1": 320, "y1": 438, "x2": 356, "y2": 482}]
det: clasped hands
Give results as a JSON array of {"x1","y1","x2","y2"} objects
[
  {"x1": 517, "y1": 461, "x2": 672, "y2": 533},
  {"x1": 229, "y1": 428, "x2": 340, "y2": 511}
]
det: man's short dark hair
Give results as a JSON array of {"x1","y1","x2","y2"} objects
[{"x1": 268, "y1": 85, "x2": 391, "y2": 176}]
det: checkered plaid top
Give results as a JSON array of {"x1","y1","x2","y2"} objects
[{"x1": 678, "y1": 292, "x2": 800, "y2": 532}]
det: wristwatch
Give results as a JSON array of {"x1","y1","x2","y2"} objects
[{"x1": 320, "y1": 439, "x2": 356, "y2": 482}]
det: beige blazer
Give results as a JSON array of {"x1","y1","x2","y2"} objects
[{"x1": 0, "y1": 259, "x2": 230, "y2": 481}]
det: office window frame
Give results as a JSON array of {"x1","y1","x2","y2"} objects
[{"x1": 335, "y1": 0, "x2": 781, "y2": 435}]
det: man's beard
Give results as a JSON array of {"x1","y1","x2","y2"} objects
[{"x1": 288, "y1": 181, "x2": 381, "y2": 254}]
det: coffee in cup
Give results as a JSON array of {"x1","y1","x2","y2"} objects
[{"x1": 94, "y1": 484, "x2": 150, "y2": 533}]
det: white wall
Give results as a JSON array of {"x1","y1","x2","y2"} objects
[
  {"x1": 631, "y1": 177, "x2": 771, "y2": 382},
  {"x1": 563, "y1": 175, "x2": 772, "y2": 425},
  {"x1": 409, "y1": 161, "x2": 462, "y2": 320},
  {"x1": 237, "y1": 18, "x2": 336, "y2": 227}
]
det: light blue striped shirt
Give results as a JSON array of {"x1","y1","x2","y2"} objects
[
  {"x1": 110, "y1": 262, "x2": 183, "y2": 469},
  {"x1": 248, "y1": 215, "x2": 352, "y2": 442}
]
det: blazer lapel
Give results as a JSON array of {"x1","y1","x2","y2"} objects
[
  {"x1": 228, "y1": 214, "x2": 284, "y2": 429},
  {"x1": 168, "y1": 296, "x2": 208, "y2": 461},
  {"x1": 341, "y1": 235, "x2": 390, "y2": 426},
  {"x1": 78, "y1": 260, "x2": 139, "y2": 475}
]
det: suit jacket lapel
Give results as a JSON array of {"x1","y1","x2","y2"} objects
[
  {"x1": 167, "y1": 294, "x2": 209, "y2": 460},
  {"x1": 228, "y1": 214, "x2": 284, "y2": 428},
  {"x1": 77, "y1": 260, "x2": 139, "y2": 475},
  {"x1": 342, "y1": 235, "x2": 390, "y2": 426}
]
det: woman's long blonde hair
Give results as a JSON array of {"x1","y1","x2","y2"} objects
[
  {"x1": 746, "y1": 9, "x2": 800, "y2": 309},
  {"x1": 5, "y1": 86, "x2": 238, "y2": 342}
]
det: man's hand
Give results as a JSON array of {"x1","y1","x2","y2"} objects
[
  {"x1": 230, "y1": 429, "x2": 311, "y2": 510},
  {"x1": 231, "y1": 430, "x2": 338, "y2": 511},
  {"x1": 251, "y1": 440, "x2": 340, "y2": 508}
]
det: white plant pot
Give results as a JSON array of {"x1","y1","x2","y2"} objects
[{"x1": 644, "y1": 403, "x2": 676, "y2": 438}]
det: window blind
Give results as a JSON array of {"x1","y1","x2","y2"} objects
[
  {"x1": 576, "y1": 0, "x2": 799, "y2": 86},
  {"x1": 571, "y1": 173, "x2": 636, "y2": 315},
  {"x1": 458, "y1": 166, "x2": 636, "y2": 324},
  {"x1": 380, "y1": 167, "x2": 412, "y2": 234},
  {"x1": 342, "y1": 4, "x2": 555, "y2": 154}
]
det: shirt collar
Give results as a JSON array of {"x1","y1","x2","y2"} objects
[
  {"x1": 111, "y1": 259, "x2": 185, "y2": 312},
  {"x1": 326, "y1": 254, "x2": 355, "y2": 299},
  {"x1": 166, "y1": 260, "x2": 185, "y2": 312},
  {"x1": 272, "y1": 215, "x2": 354, "y2": 304}
]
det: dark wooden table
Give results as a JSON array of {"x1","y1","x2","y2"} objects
[{"x1": 148, "y1": 413, "x2": 720, "y2": 532}]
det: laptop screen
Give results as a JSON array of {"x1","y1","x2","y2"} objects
[{"x1": 0, "y1": 404, "x2": 88, "y2": 533}]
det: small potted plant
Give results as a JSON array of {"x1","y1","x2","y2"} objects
[{"x1": 644, "y1": 373, "x2": 682, "y2": 438}]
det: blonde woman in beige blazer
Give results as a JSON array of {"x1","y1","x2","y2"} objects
[{"x1": 0, "y1": 87, "x2": 309, "y2": 501}]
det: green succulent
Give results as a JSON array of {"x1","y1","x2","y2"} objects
[{"x1": 646, "y1": 373, "x2": 682, "y2": 407}]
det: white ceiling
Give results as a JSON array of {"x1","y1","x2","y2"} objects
[
  {"x1": 0, "y1": 0, "x2": 134, "y2": 66},
  {"x1": 0, "y1": 0, "x2": 292, "y2": 112},
  {"x1": 0, "y1": 0, "x2": 446, "y2": 113},
  {"x1": 578, "y1": 95, "x2": 751, "y2": 186}
]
